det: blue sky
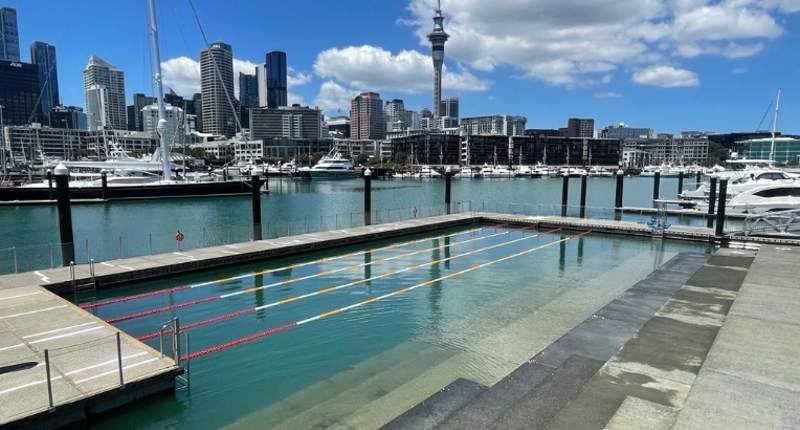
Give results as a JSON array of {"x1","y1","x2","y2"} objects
[{"x1": 6, "y1": 0, "x2": 800, "y2": 134}]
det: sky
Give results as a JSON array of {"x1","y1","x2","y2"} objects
[{"x1": 5, "y1": 0, "x2": 800, "y2": 135}]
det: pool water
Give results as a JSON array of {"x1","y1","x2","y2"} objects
[{"x1": 82, "y1": 226, "x2": 712, "y2": 430}]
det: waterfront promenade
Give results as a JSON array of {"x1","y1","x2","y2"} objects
[{"x1": 1, "y1": 212, "x2": 799, "y2": 429}]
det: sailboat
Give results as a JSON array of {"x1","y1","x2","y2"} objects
[{"x1": 1, "y1": 0, "x2": 253, "y2": 201}]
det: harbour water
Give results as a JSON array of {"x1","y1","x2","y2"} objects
[{"x1": 0, "y1": 176, "x2": 695, "y2": 274}]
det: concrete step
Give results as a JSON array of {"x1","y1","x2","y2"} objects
[
  {"x1": 487, "y1": 354, "x2": 606, "y2": 430},
  {"x1": 379, "y1": 378, "x2": 487, "y2": 430},
  {"x1": 603, "y1": 396, "x2": 679, "y2": 430}
]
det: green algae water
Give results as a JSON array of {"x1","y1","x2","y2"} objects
[{"x1": 72, "y1": 226, "x2": 712, "y2": 430}]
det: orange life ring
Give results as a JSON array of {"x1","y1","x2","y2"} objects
[{"x1": 175, "y1": 231, "x2": 184, "y2": 242}]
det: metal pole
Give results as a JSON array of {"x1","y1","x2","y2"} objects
[
  {"x1": 47, "y1": 170, "x2": 54, "y2": 200},
  {"x1": 172, "y1": 318, "x2": 181, "y2": 364},
  {"x1": 653, "y1": 171, "x2": 661, "y2": 203},
  {"x1": 614, "y1": 169, "x2": 624, "y2": 208},
  {"x1": 696, "y1": 170, "x2": 701, "y2": 187},
  {"x1": 715, "y1": 178, "x2": 728, "y2": 237},
  {"x1": 116, "y1": 332, "x2": 125, "y2": 388},
  {"x1": 364, "y1": 169, "x2": 372, "y2": 226},
  {"x1": 44, "y1": 349, "x2": 54, "y2": 410},
  {"x1": 677, "y1": 171, "x2": 684, "y2": 198},
  {"x1": 54, "y1": 164, "x2": 75, "y2": 265},
  {"x1": 101, "y1": 170, "x2": 108, "y2": 200},
  {"x1": 579, "y1": 172, "x2": 588, "y2": 218},
  {"x1": 707, "y1": 175, "x2": 717, "y2": 229},
  {"x1": 251, "y1": 170, "x2": 262, "y2": 240},
  {"x1": 445, "y1": 167, "x2": 452, "y2": 215},
  {"x1": 561, "y1": 172, "x2": 569, "y2": 217}
]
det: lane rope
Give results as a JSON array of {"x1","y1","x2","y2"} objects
[
  {"x1": 108, "y1": 226, "x2": 530, "y2": 324},
  {"x1": 181, "y1": 230, "x2": 590, "y2": 361},
  {"x1": 135, "y1": 226, "x2": 557, "y2": 341},
  {"x1": 83, "y1": 225, "x2": 506, "y2": 310}
]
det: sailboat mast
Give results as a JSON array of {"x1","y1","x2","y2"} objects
[
  {"x1": 148, "y1": 0, "x2": 172, "y2": 180},
  {"x1": 770, "y1": 88, "x2": 780, "y2": 165}
]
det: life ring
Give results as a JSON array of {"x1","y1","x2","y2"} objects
[{"x1": 175, "y1": 231, "x2": 184, "y2": 242}]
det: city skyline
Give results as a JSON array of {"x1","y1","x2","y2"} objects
[{"x1": 2, "y1": 0, "x2": 800, "y2": 134}]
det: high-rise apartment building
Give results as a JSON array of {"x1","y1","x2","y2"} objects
[
  {"x1": 30, "y1": 42, "x2": 60, "y2": 126},
  {"x1": 567, "y1": 118, "x2": 594, "y2": 138},
  {"x1": 249, "y1": 106, "x2": 322, "y2": 140},
  {"x1": 200, "y1": 41, "x2": 235, "y2": 137},
  {"x1": 186, "y1": 93, "x2": 203, "y2": 133},
  {"x1": 0, "y1": 59, "x2": 39, "y2": 126},
  {"x1": 238, "y1": 72, "x2": 258, "y2": 129},
  {"x1": 427, "y1": 1, "x2": 449, "y2": 126},
  {"x1": 127, "y1": 93, "x2": 156, "y2": 131},
  {"x1": 439, "y1": 97, "x2": 459, "y2": 128},
  {"x1": 83, "y1": 55, "x2": 127, "y2": 130},
  {"x1": 0, "y1": 7, "x2": 20, "y2": 61},
  {"x1": 265, "y1": 51, "x2": 287, "y2": 108},
  {"x1": 256, "y1": 64, "x2": 267, "y2": 107},
  {"x1": 461, "y1": 115, "x2": 527, "y2": 136},
  {"x1": 142, "y1": 103, "x2": 184, "y2": 145},
  {"x1": 350, "y1": 92, "x2": 385, "y2": 140}
]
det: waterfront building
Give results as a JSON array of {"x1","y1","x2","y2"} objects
[
  {"x1": 4, "y1": 125, "x2": 157, "y2": 161},
  {"x1": 249, "y1": 105, "x2": 323, "y2": 141},
  {"x1": 707, "y1": 131, "x2": 779, "y2": 152},
  {"x1": 525, "y1": 128, "x2": 564, "y2": 138},
  {"x1": 350, "y1": 92, "x2": 385, "y2": 140},
  {"x1": 266, "y1": 51, "x2": 287, "y2": 109},
  {"x1": 127, "y1": 93, "x2": 156, "y2": 131},
  {"x1": 567, "y1": 118, "x2": 594, "y2": 138},
  {"x1": 51, "y1": 106, "x2": 87, "y2": 130},
  {"x1": 200, "y1": 41, "x2": 236, "y2": 137},
  {"x1": 30, "y1": 42, "x2": 60, "y2": 127},
  {"x1": 331, "y1": 138, "x2": 391, "y2": 160},
  {"x1": 0, "y1": 59, "x2": 39, "y2": 126},
  {"x1": 326, "y1": 116, "x2": 350, "y2": 138},
  {"x1": 622, "y1": 135, "x2": 708, "y2": 167},
  {"x1": 737, "y1": 137, "x2": 800, "y2": 164},
  {"x1": 142, "y1": 103, "x2": 185, "y2": 146},
  {"x1": 461, "y1": 115, "x2": 527, "y2": 137},
  {"x1": 389, "y1": 131, "x2": 460, "y2": 166},
  {"x1": 427, "y1": 1, "x2": 449, "y2": 127},
  {"x1": 83, "y1": 56, "x2": 127, "y2": 131},
  {"x1": 0, "y1": 7, "x2": 20, "y2": 61},
  {"x1": 262, "y1": 137, "x2": 333, "y2": 160},
  {"x1": 238, "y1": 72, "x2": 258, "y2": 129},
  {"x1": 599, "y1": 124, "x2": 653, "y2": 140}
]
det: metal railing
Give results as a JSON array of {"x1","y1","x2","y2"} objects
[{"x1": 740, "y1": 209, "x2": 800, "y2": 237}]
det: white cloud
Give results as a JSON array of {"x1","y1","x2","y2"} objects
[
  {"x1": 632, "y1": 66, "x2": 699, "y2": 87},
  {"x1": 595, "y1": 92, "x2": 622, "y2": 98},
  {"x1": 732, "y1": 67, "x2": 749, "y2": 73},
  {"x1": 313, "y1": 81, "x2": 359, "y2": 114},
  {"x1": 313, "y1": 45, "x2": 490, "y2": 93},
  {"x1": 399, "y1": 0, "x2": 798, "y2": 87}
]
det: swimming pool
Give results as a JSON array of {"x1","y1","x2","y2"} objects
[{"x1": 84, "y1": 225, "x2": 712, "y2": 429}]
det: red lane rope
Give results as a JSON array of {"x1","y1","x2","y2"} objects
[
  {"x1": 179, "y1": 229, "x2": 584, "y2": 362},
  {"x1": 137, "y1": 307, "x2": 257, "y2": 341},
  {"x1": 105, "y1": 296, "x2": 219, "y2": 324},
  {"x1": 81, "y1": 285, "x2": 192, "y2": 309}
]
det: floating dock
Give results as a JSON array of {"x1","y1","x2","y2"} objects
[{"x1": 0, "y1": 286, "x2": 182, "y2": 429}]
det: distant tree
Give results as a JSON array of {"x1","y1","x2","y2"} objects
[
  {"x1": 707, "y1": 142, "x2": 729, "y2": 167},
  {"x1": 356, "y1": 153, "x2": 370, "y2": 166}
]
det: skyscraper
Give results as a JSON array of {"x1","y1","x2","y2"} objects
[
  {"x1": 255, "y1": 64, "x2": 267, "y2": 107},
  {"x1": 83, "y1": 55, "x2": 127, "y2": 130},
  {"x1": 350, "y1": 92, "x2": 384, "y2": 140},
  {"x1": 266, "y1": 51, "x2": 287, "y2": 108},
  {"x1": 127, "y1": 93, "x2": 156, "y2": 131},
  {"x1": 200, "y1": 41, "x2": 235, "y2": 137},
  {"x1": 0, "y1": 7, "x2": 20, "y2": 61},
  {"x1": 427, "y1": 0, "x2": 449, "y2": 127},
  {"x1": 238, "y1": 72, "x2": 258, "y2": 129},
  {"x1": 439, "y1": 97, "x2": 459, "y2": 128},
  {"x1": 30, "y1": 42, "x2": 60, "y2": 126},
  {"x1": 0, "y1": 59, "x2": 39, "y2": 126}
]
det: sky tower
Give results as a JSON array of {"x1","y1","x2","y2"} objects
[{"x1": 427, "y1": 0, "x2": 449, "y2": 129}]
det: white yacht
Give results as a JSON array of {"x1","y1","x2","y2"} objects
[
  {"x1": 419, "y1": 165, "x2": 442, "y2": 178},
  {"x1": 454, "y1": 166, "x2": 482, "y2": 178},
  {"x1": 307, "y1": 151, "x2": 358, "y2": 179},
  {"x1": 587, "y1": 166, "x2": 612, "y2": 177},
  {"x1": 514, "y1": 165, "x2": 533, "y2": 178},
  {"x1": 724, "y1": 182, "x2": 800, "y2": 214}
]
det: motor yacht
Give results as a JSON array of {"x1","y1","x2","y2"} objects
[{"x1": 307, "y1": 151, "x2": 358, "y2": 179}]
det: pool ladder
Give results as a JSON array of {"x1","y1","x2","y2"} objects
[
  {"x1": 158, "y1": 317, "x2": 191, "y2": 392},
  {"x1": 71, "y1": 260, "x2": 97, "y2": 308}
]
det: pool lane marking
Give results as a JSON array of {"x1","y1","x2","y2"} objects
[
  {"x1": 181, "y1": 230, "x2": 590, "y2": 361},
  {"x1": 135, "y1": 226, "x2": 553, "y2": 341},
  {"x1": 116, "y1": 226, "x2": 535, "y2": 326},
  {"x1": 82, "y1": 226, "x2": 499, "y2": 310}
]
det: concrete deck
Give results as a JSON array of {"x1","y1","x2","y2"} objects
[{"x1": 0, "y1": 286, "x2": 182, "y2": 429}]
